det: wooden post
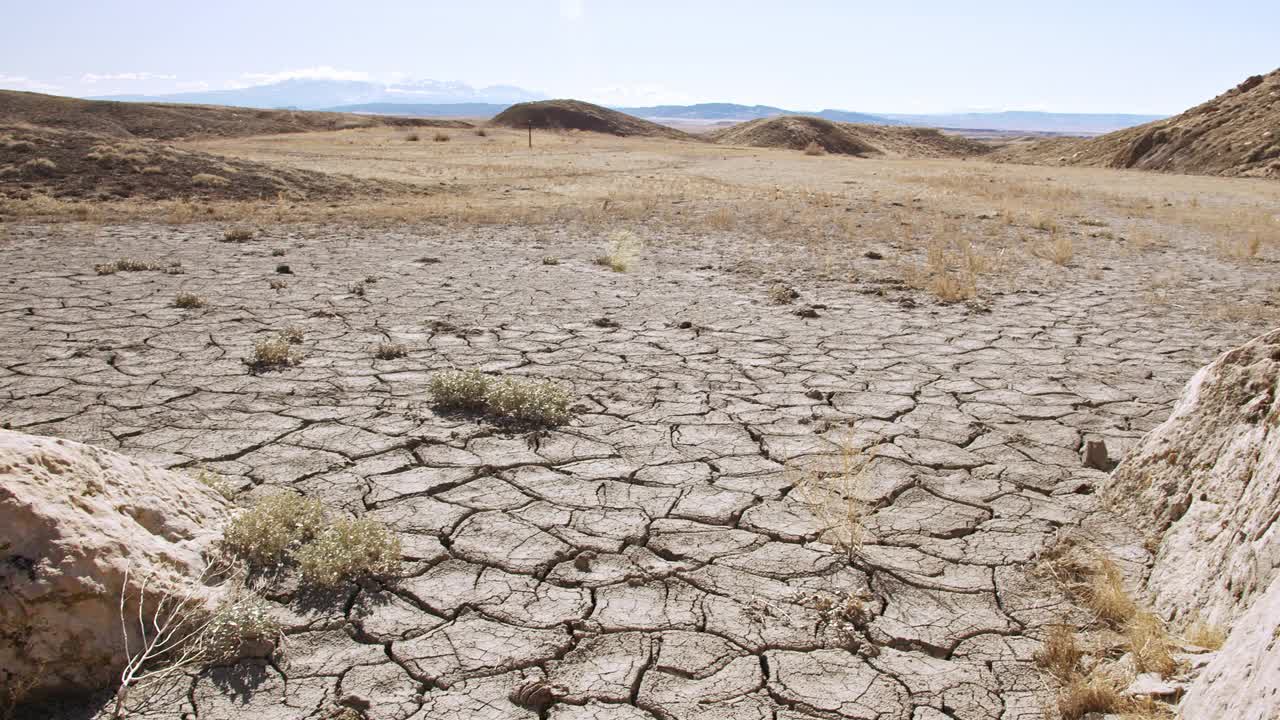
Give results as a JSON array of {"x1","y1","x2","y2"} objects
[{"x1": 528, "y1": 122, "x2": 532, "y2": 149}]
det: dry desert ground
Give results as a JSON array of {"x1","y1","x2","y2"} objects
[{"x1": 4, "y1": 126, "x2": 1279, "y2": 719}]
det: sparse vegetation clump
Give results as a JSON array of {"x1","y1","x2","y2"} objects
[
  {"x1": 474, "y1": 127, "x2": 488, "y2": 137},
  {"x1": 23, "y1": 157, "x2": 58, "y2": 176},
  {"x1": 174, "y1": 292, "x2": 206, "y2": 309},
  {"x1": 220, "y1": 493, "x2": 399, "y2": 586},
  {"x1": 542, "y1": 256, "x2": 560, "y2": 265},
  {"x1": 405, "y1": 132, "x2": 421, "y2": 142},
  {"x1": 594, "y1": 230, "x2": 641, "y2": 272},
  {"x1": 792, "y1": 437, "x2": 869, "y2": 560},
  {"x1": 294, "y1": 518, "x2": 401, "y2": 588},
  {"x1": 374, "y1": 341, "x2": 408, "y2": 359},
  {"x1": 268, "y1": 278, "x2": 288, "y2": 290},
  {"x1": 803, "y1": 141, "x2": 825, "y2": 156},
  {"x1": 428, "y1": 369, "x2": 571, "y2": 425},
  {"x1": 247, "y1": 333, "x2": 303, "y2": 372},
  {"x1": 767, "y1": 283, "x2": 799, "y2": 305},
  {"x1": 221, "y1": 226, "x2": 255, "y2": 242},
  {"x1": 432, "y1": 132, "x2": 451, "y2": 143},
  {"x1": 201, "y1": 594, "x2": 283, "y2": 663},
  {"x1": 94, "y1": 258, "x2": 163, "y2": 275},
  {"x1": 191, "y1": 173, "x2": 231, "y2": 188}
]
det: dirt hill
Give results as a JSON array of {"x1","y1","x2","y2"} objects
[
  {"x1": 490, "y1": 100, "x2": 693, "y2": 139},
  {"x1": 709, "y1": 115, "x2": 990, "y2": 158},
  {"x1": 708, "y1": 116, "x2": 878, "y2": 155},
  {"x1": 0, "y1": 124, "x2": 417, "y2": 202},
  {"x1": 993, "y1": 69, "x2": 1280, "y2": 178},
  {"x1": 0, "y1": 90, "x2": 470, "y2": 141}
]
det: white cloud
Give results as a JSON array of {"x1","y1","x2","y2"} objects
[
  {"x1": 559, "y1": 0, "x2": 584, "y2": 21},
  {"x1": 0, "y1": 74, "x2": 62, "y2": 92},
  {"x1": 174, "y1": 80, "x2": 211, "y2": 92},
  {"x1": 238, "y1": 66, "x2": 374, "y2": 86},
  {"x1": 585, "y1": 83, "x2": 697, "y2": 106},
  {"x1": 81, "y1": 72, "x2": 177, "y2": 83}
]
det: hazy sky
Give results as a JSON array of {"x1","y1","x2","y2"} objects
[{"x1": 2, "y1": 0, "x2": 1276, "y2": 113}]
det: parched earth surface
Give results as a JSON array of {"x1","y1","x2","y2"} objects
[{"x1": 0, "y1": 221, "x2": 1268, "y2": 719}]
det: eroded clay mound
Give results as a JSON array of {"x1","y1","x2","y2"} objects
[
  {"x1": 0, "y1": 430, "x2": 231, "y2": 704},
  {"x1": 1107, "y1": 328, "x2": 1280, "y2": 718},
  {"x1": 709, "y1": 115, "x2": 879, "y2": 155},
  {"x1": 490, "y1": 100, "x2": 693, "y2": 140}
]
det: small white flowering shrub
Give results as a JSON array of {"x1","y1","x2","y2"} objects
[
  {"x1": 221, "y1": 494, "x2": 400, "y2": 587},
  {"x1": 221, "y1": 493, "x2": 326, "y2": 567},
  {"x1": 428, "y1": 369, "x2": 570, "y2": 425},
  {"x1": 295, "y1": 518, "x2": 402, "y2": 588},
  {"x1": 202, "y1": 595, "x2": 283, "y2": 662}
]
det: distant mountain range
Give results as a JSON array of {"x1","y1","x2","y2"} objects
[
  {"x1": 881, "y1": 111, "x2": 1166, "y2": 134},
  {"x1": 92, "y1": 78, "x2": 545, "y2": 110},
  {"x1": 84, "y1": 78, "x2": 1166, "y2": 134}
]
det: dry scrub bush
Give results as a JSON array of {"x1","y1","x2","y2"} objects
[
  {"x1": 803, "y1": 141, "x2": 825, "y2": 156},
  {"x1": 767, "y1": 283, "x2": 799, "y2": 305},
  {"x1": 374, "y1": 341, "x2": 408, "y2": 359},
  {"x1": 247, "y1": 334, "x2": 302, "y2": 371},
  {"x1": 474, "y1": 127, "x2": 488, "y2": 137},
  {"x1": 221, "y1": 226, "x2": 255, "y2": 242},
  {"x1": 280, "y1": 325, "x2": 305, "y2": 344},
  {"x1": 432, "y1": 132, "x2": 451, "y2": 142},
  {"x1": 1033, "y1": 233, "x2": 1075, "y2": 266},
  {"x1": 792, "y1": 439, "x2": 868, "y2": 560},
  {"x1": 1056, "y1": 672, "x2": 1128, "y2": 720},
  {"x1": 221, "y1": 494, "x2": 400, "y2": 587},
  {"x1": 1034, "y1": 624, "x2": 1083, "y2": 682},
  {"x1": 429, "y1": 369, "x2": 571, "y2": 425},
  {"x1": 596, "y1": 230, "x2": 642, "y2": 272},
  {"x1": 294, "y1": 518, "x2": 402, "y2": 588},
  {"x1": 1127, "y1": 611, "x2": 1177, "y2": 676},
  {"x1": 268, "y1": 278, "x2": 289, "y2": 290},
  {"x1": 404, "y1": 132, "x2": 420, "y2": 142},
  {"x1": 221, "y1": 493, "x2": 326, "y2": 568},
  {"x1": 1089, "y1": 558, "x2": 1139, "y2": 627},
  {"x1": 95, "y1": 258, "x2": 163, "y2": 275},
  {"x1": 174, "y1": 292, "x2": 206, "y2": 309},
  {"x1": 541, "y1": 256, "x2": 560, "y2": 265}
]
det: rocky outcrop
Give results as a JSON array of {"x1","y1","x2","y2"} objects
[
  {"x1": 0, "y1": 430, "x2": 231, "y2": 705},
  {"x1": 1107, "y1": 328, "x2": 1280, "y2": 718}
]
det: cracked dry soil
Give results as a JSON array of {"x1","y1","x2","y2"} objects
[{"x1": 1, "y1": 221, "x2": 1267, "y2": 720}]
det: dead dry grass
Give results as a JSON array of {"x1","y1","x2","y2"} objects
[{"x1": 791, "y1": 436, "x2": 870, "y2": 560}]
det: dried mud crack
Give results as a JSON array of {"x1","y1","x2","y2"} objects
[{"x1": 1, "y1": 221, "x2": 1267, "y2": 720}]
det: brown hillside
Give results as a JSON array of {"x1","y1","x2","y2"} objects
[
  {"x1": 709, "y1": 115, "x2": 990, "y2": 158},
  {"x1": 709, "y1": 116, "x2": 878, "y2": 155},
  {"x1": 0, "y1": 90, "x2": 469, "y2": 141},
  {"x1": 0, "y1": 124, "x2": 420, "y2": 202},
  {"x1": 491, "y1": 100, "x2": 693, "y2": 140},
  {"x1": 993, "y1": 69, "x2": 1280, "y2": 178}
]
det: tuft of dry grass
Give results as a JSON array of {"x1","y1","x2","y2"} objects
[
  {"x1": 94, "y1": 258, "x2": 163, "y2": 275},
  {"x1": 404, "y1": 132, "x2": 420, "y2": 142},
  {"x1": 1182, "y1": 616, "x2": 1227, "y2": 650},
  {"x1": 474, "y1": 127, "x2": 488, "y2": 137},
  {"x1": 191, "y1": 173, "x2": 230, "y2": 187},
  {"x1": 1056, "y1": 671, "x2": 1128, "y2": 720},
  {"x1": 1034, "y1": 624, "x2": 1084, "y2": 682},
  {"x1": 1088, "y1": 558, "x2": 1139, "y2": 627},
  {"x1": 373, "y1": 341, "x2": 407, "y2": 360},
  {"x1": 541, "y1": 256, "x2": 560, "y2": 265},
  {"x1": 268, "y1": 278, "x2": 288, "y2": 291},
  {"x1": 596, "y1": 229, "x2": 641, "y2": 272},
  {"x1": 767, "y1": 283, "x2": 799, "y2": 305},
  {"x1": 222, "y1": 226, "x2": 255, "y2": 242},
  {"x1": 247, "y1": 334, "x2": 302, "y2": 372},
  {"x1": 803, "y1": 141, "x2": 825, "y2": 156},
  {"x1": 280, "y1": 325, "x2": 305, "y2": 344},
  {"x1": 1127, "y1": 611, "x2": 1177, "y2": 676},
  {"x1": 432, "y1": 132, "x2": 451, "y2": 143},
  {"x1": 23, "y1": 157, "x2": 58, "y2": 176},
  {"x1": 792, "y1": 437, "x2": 868, "y2": 559},
  {"x1": 1033, "y1": 233, "x2": 1075, "y2": 266},
  {"x1": 174, "y1": 292, "x2": 206, "y2": 309}
]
